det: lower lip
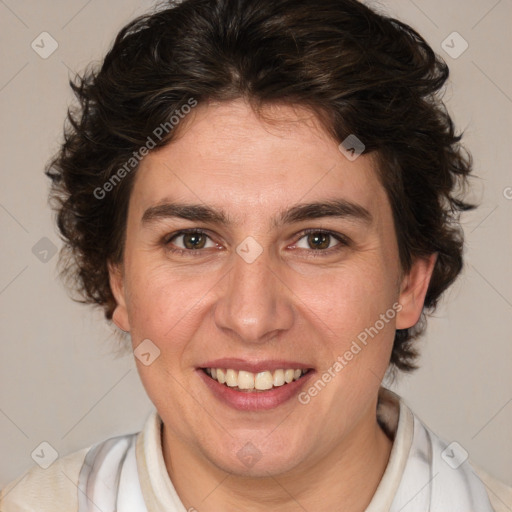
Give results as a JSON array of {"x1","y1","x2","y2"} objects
[{"x1": 197, "y1": 369, "x2": 315, "y2": 411}]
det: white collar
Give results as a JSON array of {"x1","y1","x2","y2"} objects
[{"x1": 78, "y1": 387, "x2": 494, "y2": 511}]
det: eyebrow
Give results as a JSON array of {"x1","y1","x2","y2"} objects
[{"x1": 141, "y1": 199, "x2": 372, "y2": 228}]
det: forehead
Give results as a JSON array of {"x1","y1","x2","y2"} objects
[{"x1": 129, "y1": 99, "x2": 388, "y2": 226}]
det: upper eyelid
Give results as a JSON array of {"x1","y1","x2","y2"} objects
[
  {"x1": 165, "y1": 229, "x2": 217, "y2": 246},
  {"x1": 290, "y1": 228, "x2": 348, "y2": 244}
]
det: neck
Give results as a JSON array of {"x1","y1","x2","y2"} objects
[{"x1": 162, "y1": 399, "x2": 392, "y2": 512}]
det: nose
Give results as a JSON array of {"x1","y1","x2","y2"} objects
[{"x1": 213, "y1": 245, "x2": 295, "y2": 344}]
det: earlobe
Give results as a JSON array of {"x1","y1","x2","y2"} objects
[
  {"x1": 108, "y1": 262, "x2": 131, "y2": 333},
  {"x1": 396, "y1": 253, "x2": 437, "y2": 330}
]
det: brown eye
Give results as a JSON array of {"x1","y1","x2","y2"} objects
[
  {"x1": 293, "y1": 230, "x2": 348, "y2": 255},
  {"x1": 307, "y1": 232, "x2": 331, "y2": 250},
  {"x1": 165, "y1": 230, "x2": 216, "y2": 252},
  {"x1": 181, "y1": 232, "x2": 207, "y2": 249}
]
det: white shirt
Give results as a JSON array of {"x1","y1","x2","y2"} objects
[{"x1": 2, "y1": 387, "x2": 511, "y2": 511}]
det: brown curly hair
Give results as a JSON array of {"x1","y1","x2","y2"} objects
[{"x1": 46, "y1": 0, "x2": 474, "y2": 372}]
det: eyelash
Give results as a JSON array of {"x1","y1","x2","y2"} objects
[{"x1": 162, "y1": 228, "x2": 350, "y2": 258}]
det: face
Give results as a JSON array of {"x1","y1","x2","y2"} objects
[{"x1": 109, "y1": 99, "x2": 434, "y2": 477}]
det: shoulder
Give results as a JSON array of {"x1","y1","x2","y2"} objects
[
  {"x1": 0, "y1": 446, "x2": 90, "y2": 511},
  {"x1": 470, "y1": 461, "x2": 512, "y2": 512},
  {"x1": 385, "y1": 391, "x2": 511, "y2": 512},
  {"x1": 1, "y1": 413, "x2": 155, "y2": 512}
]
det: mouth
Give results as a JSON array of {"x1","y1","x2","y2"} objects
[
  {"x1": 201, "y1": 367, "x2": 312, "y2": 393},
  {"x1": 197, "y1": 360, "x2": 316, "y2": 411}
]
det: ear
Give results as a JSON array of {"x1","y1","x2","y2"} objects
[
  {"x1": 396, "y1": 253, "x2": 437, "y2": 330},
  {"x1": 108, "y1": 261, "x2": 131, "y2": 333}
]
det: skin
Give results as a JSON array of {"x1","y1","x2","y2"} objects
[{"x1": 109, "y1": 99, "x2": 436, "y2": 511}]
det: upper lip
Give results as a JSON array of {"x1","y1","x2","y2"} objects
[{"x1": 199, "y1": 358, "x2": 314, "y2": 373}]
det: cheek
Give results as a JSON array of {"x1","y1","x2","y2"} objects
[
  {"x1": 123, "y1": 261, "x2": 211, "y2": 345},
  {"x1": 124, "y1": 264, "x2": 211, "y2": 400},
  {"x1": 287, "y1": 258, "x2": 399, "y2": 390},
  {"x1": 293, "y1": 265, "x2": 398, "y2": 404},
  {"x1": 291, "y1": 258, "x2": 398, "y2": 330}
]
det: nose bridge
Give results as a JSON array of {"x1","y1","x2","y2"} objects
[{"x1": 214, "y1": 243, "x2": 294, "y2": 343}]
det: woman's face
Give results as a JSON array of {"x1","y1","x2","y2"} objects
[{"x1": 109, "y1": 99, "x2": 433, "y2": 477}]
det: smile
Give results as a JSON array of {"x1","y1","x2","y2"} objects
[
  {"x1": 198, "y1": 362, "x2": 315, "y2": 411},
  {"x1": 202, "y1": 367, "x2": 310, "y2": 392}
]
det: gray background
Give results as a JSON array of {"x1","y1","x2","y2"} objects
[{"x1": 1, "y1": 0, "x2": 511, "y2": 487}]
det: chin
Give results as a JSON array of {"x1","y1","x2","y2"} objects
[{"x1": 203, "y1": 431, "x2": 309, "y2": 478}]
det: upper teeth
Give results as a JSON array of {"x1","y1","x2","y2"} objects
[{"x1": 204, "y1": 368, "x2": 307, "y2": 390}]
